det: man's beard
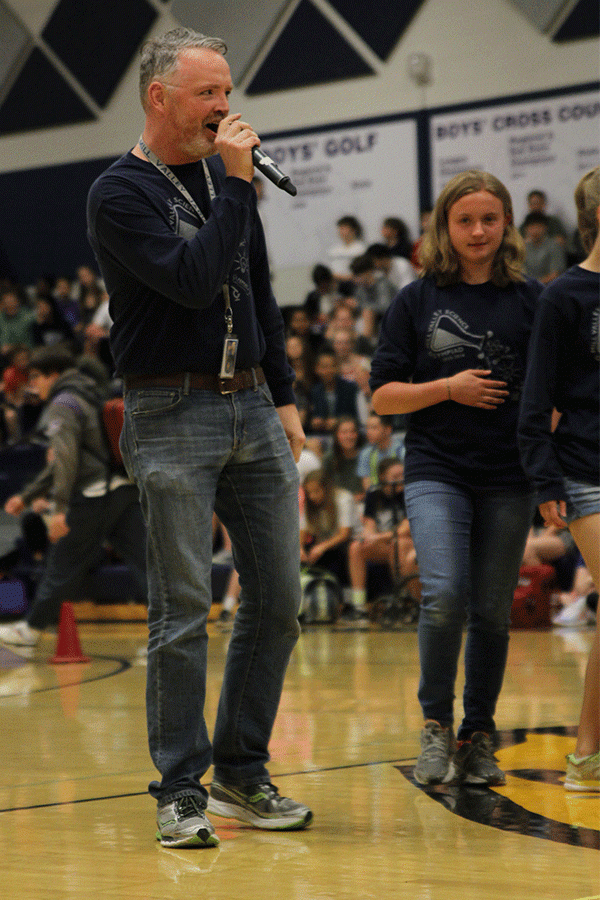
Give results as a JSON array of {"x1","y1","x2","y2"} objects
[{"x1": 180, "y1": 133, "x2": 217, "y2": 160}]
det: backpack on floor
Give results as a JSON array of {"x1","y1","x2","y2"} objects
[
  {"x1": 299, "y1": 566, "x2": 341, "y2": 624},
  {"x1": 511, "y1": 564, "x2": 554, "y2": 628}
]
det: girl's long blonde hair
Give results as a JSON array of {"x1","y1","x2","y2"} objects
[
  {"x1": 418, "y1": 170, "x2": 525, "y2": 287},
  {"x1": 574, "y1": 167, "x2": 600, "y2": 254}
]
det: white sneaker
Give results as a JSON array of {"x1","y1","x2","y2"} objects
[
  {"x1": 551, "y1": 595, "x2": 596, "y2": 628},
  {"x1": 0, "y1": 620, "x2": 42, "y2": 647}
]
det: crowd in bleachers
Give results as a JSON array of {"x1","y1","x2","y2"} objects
[
  {"x1": 0, "y1": 187, "x2": 594, "y2": 628},
  {"x1": 0, "y1": 265, "x2": 113, "y2": 446}
]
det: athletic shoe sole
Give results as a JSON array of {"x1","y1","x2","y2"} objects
[{"x1": 207, "y1": 797, "x2": 312, "y2": 830}]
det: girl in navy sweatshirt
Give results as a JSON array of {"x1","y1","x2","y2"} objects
[
  {"x1": 519, "y1": 167, "x2": 600, "y2": 792},
  {"x1": 370, "y1": 171, "x2": 541, "y2": 786}
]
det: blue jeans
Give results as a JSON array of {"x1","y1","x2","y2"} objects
[
  {"x1": 404, "y1": 481, "x2": 533, "y2": 740},
  {"x1": 121, "y1": 382, "x2": 301, "y2": 804}
]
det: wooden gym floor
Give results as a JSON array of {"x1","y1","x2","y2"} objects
[{"x1": 0, "y1": 615, "x2": 598, "y2": 900}]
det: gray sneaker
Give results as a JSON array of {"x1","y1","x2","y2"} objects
[
  {"x1": 453, "y1": 732, "x2": 506, "y2": 786},
  {"x1": 156, "y1": 796, "x2": 220, "y2": 848},
  {"x1": 414, "y1": 721, "x2": 456, "y2": 785},
  {"x1": 208, "y1": 780, "x2": 313, "y2": 830}
]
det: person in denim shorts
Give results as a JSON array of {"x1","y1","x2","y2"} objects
[{"x1": 520, "y1": 167, "x2": 600, "y2": 792}]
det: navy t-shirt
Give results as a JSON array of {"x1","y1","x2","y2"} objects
[
  {"x1": 86, "y1": 151, "x2": 295, "y2": 407},
  {"x1": 519, "y1": 265, "x2": 600, "y2": 503},
  {"x1": 369, "y1": 275, "x2": 542, "y2": 491}
]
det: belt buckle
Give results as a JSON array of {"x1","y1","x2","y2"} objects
[{"x1": 218, "y1": 377, "x2": 237, "y2": 395}]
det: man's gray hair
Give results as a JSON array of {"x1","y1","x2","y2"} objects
[{"x1": 139, "y1": 27, "x2": 227, "y2": 108}]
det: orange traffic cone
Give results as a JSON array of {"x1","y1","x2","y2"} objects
[{"x1": 50, "y1": 602, "x2": 91, "y2": 664}]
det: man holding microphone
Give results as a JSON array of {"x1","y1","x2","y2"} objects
[{"x1": 87, "y1": 26, "x2": 311, "y2": 847}]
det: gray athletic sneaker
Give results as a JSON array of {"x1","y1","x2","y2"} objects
[
  {"x1": 453, "y1": 732, "x2": 506, "y2": 786},
  {"x1": 414, "y1": 721, "x2": 456, "y2": 785},
  {"x1": 156, "y1": 796, "x2": 220, "y2": 848},
  {"x1": 208, "y1": 780, "x2": 313, "y2": 830}
]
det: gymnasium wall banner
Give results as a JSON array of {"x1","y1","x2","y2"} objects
[
  {"x1": 257, "y1": 116, "x2": 420, "y2": 271},
  {"x1": 429, "y1": 85, "x2": 600, "y2": 232}
]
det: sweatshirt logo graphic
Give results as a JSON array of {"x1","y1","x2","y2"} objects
[
  {"x1": 427, "y1": 311, "x2": 491, "y2": 360},
  {"x1": 169, "y1": 199, "x2": 201, "y2": 240},
  {"x1": 229, "y1": 239, "x2": 250, "y2": 305},
  {"x1": 167, "y1": 199, "x2": 250, "y2": 306},
  {"x1": 427, "y1": 310, "x2": 524, "y2": 399}
]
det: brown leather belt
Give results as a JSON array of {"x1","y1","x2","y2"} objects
[{"x1": 123, "y1": 366, "x2": 265, "y2": 395}]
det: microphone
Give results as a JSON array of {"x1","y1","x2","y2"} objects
[{"x1": 252, "y1": 147, "x2": 297, "y2": 196}]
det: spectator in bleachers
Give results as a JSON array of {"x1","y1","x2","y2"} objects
[
  {"x1": 381, "y1": 216, "x2": 413, "y2": 260},
  {"x1": 1, "y1": 344, "x2": 32, "y2": 442},
  {"x1": 303, "y1": 263, "x2": 343, "y2": 324},
  {"x1": 0, "y1": 287, "x2": 35, "y2": 362},
  {"x1": 349, "y1": 253, "x2": 397, "y2": 342},
  {"x1": 328, "y1": 215, "x2": 366, "y2": 285},
  {"x1": 52, "y1": 276, "x2": 82, "y2": 332},
  {"x1": 2, "y1": 345, "x2": 31, "y2": 406},
  {"x1": 287, "y1": 305, "x2": 327, "y2": 359},
  {"x1": 300, "y1": 469, "x2": 354, "y2": 588},
  {"x1": 286, "y1": 333, "x2": 314, "y2": 430},
  {"x1": 367, "y1": 243, "x2": 417, "y2": 293},
  {"x1": 78, "y1": 283, "x2": 104, "y2": 328},
  {"x1": 82, "y1": 289, "x2": 114, "y2": 374},
  {"x1": 347, "y1": 458, "x2": 417, "y2": 617},
  {"x1": 330, "y1": 326, "x2": 371, "y2": 427},
  {"x1": 321, "y1": 415, "x2": 365, "y2": 502},
  {"x1": 522, "y1": 211, "x2": 566, "y2": 284},
  {"x1": 71, "y1": 264, "x2": 104, "y2": 305},
  {"x1": 519, "y1": 188, "x2": 568, "y2": 246},
  {"x1": 30, "y1": 295, "x2": 75, "y2": 350},
  {"x1": 356, "y1": 411, "x2": 405, "y2": 494},
  {"x1": 308, "y1": 348, "x2": 359, "y2": 434}
]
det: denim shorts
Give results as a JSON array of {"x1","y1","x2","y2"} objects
[{"x1": 564, "y1": 476, "x2": 600, "y2": 524}]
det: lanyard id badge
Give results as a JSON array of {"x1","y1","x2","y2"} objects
[{"x1": 219, "y1": 284, "x2": 238, "y2": 378}]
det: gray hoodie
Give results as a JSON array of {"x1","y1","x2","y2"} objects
[{"x1": 21, "y1": 368, "x2": 122, "y2": 514}]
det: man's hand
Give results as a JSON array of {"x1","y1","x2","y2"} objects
[
  {"x1": 276, "y1": 404, "x2": 305, "y2": 463},
  {"x1": 215, "y1": 113, "x2": 260, "y2": 183}
]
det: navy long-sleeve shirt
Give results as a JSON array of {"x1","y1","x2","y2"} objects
[
  {"x1": 369, "y1": 275, "x2": 542, "y2": 491},
  {"x1": 87, "y1": 151, "x2": 295, "y2": 407},
  {"x1": 518, "y1": 265, "x2": 600, "y2": 503}
]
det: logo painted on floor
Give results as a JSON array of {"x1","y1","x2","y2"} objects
[{"x1": 398, "y1": 727, "x2": 599, "y2": 849}]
